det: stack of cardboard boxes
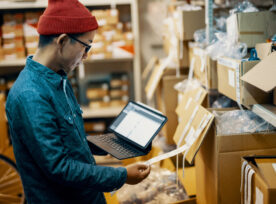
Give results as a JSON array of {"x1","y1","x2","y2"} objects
[
  {"x1": 1, "y1": 14, "x2": 25, "y2": 60},
  {"x1": 88, "y1": 72, "x2": 129, "y2": 109},
  {"x1": 143, "y1": 3, "x2": 276, "y2": 204},
  {"x1": 90, "y1": 9, "x2": 134, "y2": 60}
]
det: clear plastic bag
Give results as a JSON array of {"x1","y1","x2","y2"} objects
[
  {"x1": 211, "y1": 95, "x2": 236, "y2": 108},
  {"x1": 213, "y1": 110, "x2": 276, "y2": 135},
  {"x1": 117, "y1": 165, "x2": 188, "y2": 204},
  {"x1": 206, "y1": 32, "x2": 247, "y2": 60},
  {"x1": 174, "y1": 78, "x2": 201, "y2": 94},
  {"x1": 230, "y1": 0, "x2": 259, "y2": 15}
]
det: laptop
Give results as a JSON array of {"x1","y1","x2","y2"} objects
[{"x1": 87, "y1": 101, "x2": 167, "y2": 160}]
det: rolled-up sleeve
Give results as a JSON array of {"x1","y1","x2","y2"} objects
[{"x1": 11, "y1": 90, "x2": 127, "y2": 192}]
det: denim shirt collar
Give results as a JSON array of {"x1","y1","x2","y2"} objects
[{"x1": 26, "y1": 56, "x2": 67, "y2": 88}]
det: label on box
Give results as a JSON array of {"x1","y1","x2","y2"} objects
[
  {"x1": 185, "y1": 127, "x2": 195, "y2": 145},
  {"x1": 110, "y1": 9, "x2": 118, "y2": 16},
  {"x1": 185, "y1": 97, "x2": 193, "y2": 110},
  {"x1": 218, "y1": 58, "x2": 239, "y2": 70},
  {"x1": 255, "y1": 187, "x2": 264, "y2": 204},
  {"x1": 3, "y1": 32, "x2": 15, "y2": 39},
  {"x1": 228, "y1": 69, "x2": 235, "y2": 87},
  {"x1": 272, "y1": 163, "x2": 276, "y2": 173}
]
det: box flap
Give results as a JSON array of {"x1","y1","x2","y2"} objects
[
  {"x1": 255, "y1": 158, "x2": 276, "y2": 188},
  {"x1": 173, "y1": 99, "x2": 214, "y2": 163},
  {"x1": 241, "y1": 52, "x2": 276, "y2": 92},
  {"x1": 142, "y1": 56, "x2": 158, "y2": 80},
  {"x1": 256, "y1": 43, "x2": 272, "y2": 60},
  {"x1": 176, "y1": 87, "x2": 207, "y2": 117},
  {"x1": 145, "y1": 63, "x2": 165, "y2": 100}
]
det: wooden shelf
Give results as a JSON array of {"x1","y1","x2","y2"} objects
[
  {"x1": 81, "y1": 106, "x2": 124, "y2": 118},
  {"x1": 0, "y1": 57, "x2": 133, "y2": 68},
  {"x1": 0, "y1": 0, "x2": 134, "y2": 10}
]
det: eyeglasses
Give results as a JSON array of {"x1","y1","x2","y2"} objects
[{"x1": 67, "y1": 34, "x2": 91, "y2": 53}]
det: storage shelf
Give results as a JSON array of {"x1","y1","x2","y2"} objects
[
  {"x1": 81, "y1": 106, "x2": 124, "y2": 118},
  {"x1": 0, "y1": 57, "x2": 133, "y2": 67},
  {"x1": 0, "y1": 0, "x2": 134, "y2": 10}
]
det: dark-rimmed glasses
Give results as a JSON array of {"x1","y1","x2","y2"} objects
[{"x1": 67, "y1": 34, "x2": 91, "y2": 53}]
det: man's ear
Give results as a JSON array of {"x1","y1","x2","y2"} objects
[{"x1": 56, "y1": 34, "x2": 68, "y2": 54}]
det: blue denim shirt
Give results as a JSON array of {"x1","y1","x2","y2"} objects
[{"x1": 6, "y1": 56, "x2": 127, "y2": 204}]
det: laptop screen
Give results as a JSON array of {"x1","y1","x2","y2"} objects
[{"x1": 109, "y1": 101, "x2": 167, "y2": 149}]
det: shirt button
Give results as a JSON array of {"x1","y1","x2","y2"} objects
[
  {"x1": 68, "y1": 117, "x2": 71, "y2": 120},
  {"x1": 74, "y1": 114, "x2": 76, "y2": 118},
  {"x1": 83, "y1": 138, "x2": 86, "y2": 142}
]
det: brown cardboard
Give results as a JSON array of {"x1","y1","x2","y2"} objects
[
  {"x1": 241, "y1": 52, "x2": 276, "y2": 93},
  {"x1": 226, "y1": 11, "x2": 276, "y2": 48},
  {"x1": 217, "y1": 57, "x2": 271, "y2": 106},
  {"x1": 176, "y1": 87, "x2": 208, "y2": 117},
  {"x1": 195, "y1": 110, "x2": 276, "y2": 204},
  {"x1": 0, "y1": 94, "x2": 9, "y2": 154},
  {"x1": 178, "y1": 167, "x2": 196, "y2": 196},
  {"x1": 175, "y1": 9, "x2": 205, "y2": 41},
  {"x1": 188, "y1": 45, "x2": 218, "y2": 89},
  {"x1": 156, "y1": 75, "x2": 186, "y2": 145},
  {"x1": 255, "y1": 42, "x2": 272, "y2": 60},
  {"x1": 241, "y1": 156, "x2": 276, "y2": 204},
  {"x1": 142, "y1": 56, "x2": 158, "y2": 80},
  {"x1": 145, "y1": 63, "x2": 166, "y2": 100},
  {"x1": 173, "y1": 99, "x2": 214, "y2": 163}
]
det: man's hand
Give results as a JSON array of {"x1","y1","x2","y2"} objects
[{"x1": 125, "y1": 163, "x2": 151, "y2": 185}]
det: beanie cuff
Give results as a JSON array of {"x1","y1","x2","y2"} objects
[{"x1": 37, "y1": 15, "x2": 98, "y2": 35}]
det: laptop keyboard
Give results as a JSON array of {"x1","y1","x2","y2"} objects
[{"x1": 96, "y1": 133, "x2": 141, "y2": 157}]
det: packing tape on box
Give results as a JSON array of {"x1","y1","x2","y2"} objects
[
  {"x1": 247, "y1": 169, "x2": 255, "y2": 204},
  {"x1": 144, "y1": 144, "x2": 189, "y2": 166},
  {"x1": 241, "y1": 161, "x2": 248, "y2": 192},
  {"x1": 218, "y1": 58, "x2": 243, "y2": 109},
  {"x1": 195, "y1": 88, "x2": 203, "y2": 102},
  {"x1": 244, "y1": 164, "x2": 251, "y2": 204},
  {"x1": 177, "y1": 105, "x2": 199, "y2": 147},
  {"x1": 144, "y1": 112, "x2": 212, "y2": 167}
]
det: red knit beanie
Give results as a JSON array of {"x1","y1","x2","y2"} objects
[{"x1": 37, "y1": 0, "x2": 98, "y2": 35}]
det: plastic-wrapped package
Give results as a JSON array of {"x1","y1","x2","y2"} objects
[
  {"x1": 215, "y1": 16, "x2": 227, "y2": 32},
  {"x1": 212, "y1": 95, "x2": 237, "y2": 108},
  {"x1": 174, "y1": 78, "x2": 201, "y2": 94},
  {"x1": 117, "y1": 165, "x2": 188, "y2": 204},
  {"x1": 206, "y1": 32, "x2": 247, "y2": 60},
  {"x1": 229, "y1": 0, "x2": 259, "y2": 15},
  {"x1": 177, "y1": 4, "x2": 202, "y2": 11},
  {"x1": 213, "y1": 110, "x2": 276, "y2": 135}
]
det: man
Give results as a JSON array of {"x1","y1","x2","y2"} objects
[{"x1": 5, "y1": 0, "x2": 150, "y2": 203}]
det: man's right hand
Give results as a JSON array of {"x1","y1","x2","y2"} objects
[{"x1": 125, "y1": 163, "x2": 151, "y2": 185}]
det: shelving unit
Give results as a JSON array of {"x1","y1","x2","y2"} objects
[{"x1": 0, "y1": 0, "x2": 141, "y2": 119}]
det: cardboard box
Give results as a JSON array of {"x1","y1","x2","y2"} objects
[
  {"x1": 255, "y1": 42, "x2": 273, "y2": 60},
  {"x1": 176, "y1": 87, "x2": 208, "y2": 118},
  {"x1": 2, "y1": 24, "x2": 24, "y2": 38},
  {"x1": 174, "y1": 9, "x2": 205, "y2": 41},
  {"x1": 217, "y1": 57, "x2": 270, "y2": 106},
  {"x1": 195, "y1": 110, "x2": 276, "y2": 204},
  {"x1": 241, "y1": 52, "x2": 276, "y2": 104},
  {"x1": 0, "y1": 94, "x2": 10, "y2": 154},
  {"x1": 84, "y1": 121, "x2": 106, "y2": 133},
  {"x1": 163, "y1": 32, "x2": 190, "y2": 68},
  {"x1": 156, "y1": 75, "x2": 186, "y2": 144},
  {"x1": 188, "y1": 45, "x2": 218, "y2": 89},
  {"x1": 173, "y1": 99, "x2": 214, "y2": 163},
  {"x1": 241, "y1": 156, "x2": 276, "y2": 204},
  {"x1": 86, "y1": 88, "x2": 109, "y2": 99},
  {"x1": 226, "y1": 11, "x2": 276, "y2": 48}
]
